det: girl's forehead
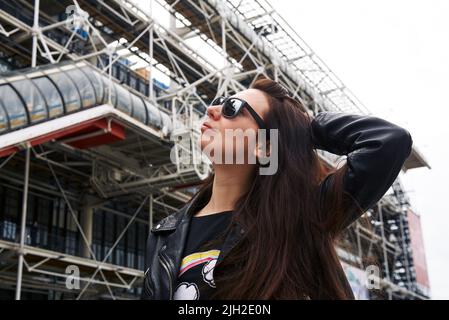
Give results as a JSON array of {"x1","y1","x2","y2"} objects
[{"x1": 233, "y1": 89, "x2": 270, "y2": 117}]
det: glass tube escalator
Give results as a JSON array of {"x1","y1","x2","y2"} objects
[{"x1": 0, "y1": 62, "x2": 173, "y2": 137}]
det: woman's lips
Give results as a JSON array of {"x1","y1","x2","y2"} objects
[{"x1": 201, "y1": 123, "x2": 214, "y2": 132}]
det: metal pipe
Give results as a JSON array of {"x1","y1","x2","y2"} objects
[
  {"x1": 149, "y1": 0, "x2": 154, "y2": 101},
  {"x1": 15, "y1": 145, "x2": 31, "y2": 300},
  {"x1": 378, "y1": 202, "x2": 391, "y2": 282},
  {"x1": 31, "y1": 0, "x2": 40, "y2": 68}
]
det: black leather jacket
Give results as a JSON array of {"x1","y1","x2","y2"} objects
[{"x1": 141, "y1": 111, "x2": 413, "y2": 300}]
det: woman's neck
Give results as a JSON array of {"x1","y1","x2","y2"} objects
[{"x1": 195, "y1": 164, "x2": 255, "y2": 217}]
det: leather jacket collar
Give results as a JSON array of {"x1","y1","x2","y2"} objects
[
  {"x1": 152, "y1": 187, "x2": 245, "y2": 260},
  {"x1": 143, "y1": 188, "x2": 245, "y2": 299}
]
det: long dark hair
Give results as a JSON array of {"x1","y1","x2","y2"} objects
[{"x1": 191, "y1": 77, "x2": 363, "y2": 299}]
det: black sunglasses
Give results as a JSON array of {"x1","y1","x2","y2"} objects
[{"x1": 209, "y1": 96, "x2": 267, "y2": 130}]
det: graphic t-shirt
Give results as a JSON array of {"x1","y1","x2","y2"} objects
[{"x1": 173, "y1": 211, "x2": 233, "y2": 300}]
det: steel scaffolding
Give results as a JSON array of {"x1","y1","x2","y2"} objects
[{"x1": 0, "y1": 0, "x2": 430, "y2": 299}]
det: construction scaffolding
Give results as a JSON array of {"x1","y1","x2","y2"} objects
[{"x1": 0, "y1": 0, "x2": 430, "y2": 299}]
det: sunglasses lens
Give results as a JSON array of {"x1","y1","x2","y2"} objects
[
  {"x1": 211, "y1": 96, "x2": 225, "y2": 106},
  {"x1": 222, "y1": 98, "x2": 243, "y2": 117}
]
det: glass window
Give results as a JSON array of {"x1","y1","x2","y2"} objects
[
  {"x1": 66, "y1": 231, "x2": 76, "y2": 255},
  {"x1": 129, "y1": 74, "x2": 138, "y2": 91},
  {"x1": 58, "y1": 201, "x2": 66, "y2": 229},
  {"x1": 80, "y1": 67, "x2": 104, "y2": 105},
  {"x1": 143, "y1": 100, "x2": 162, "y2": 128},
  {"x1": 4, "y1": 187, "x2": 19, "y2": 221},
  {"x1": 51, "y1": 200, "x2": 59, "y2": 228},
  {"x1": 160, "y1": 111, "x2": 172, "y2": 133},
  {"x1": 93, "y1": 211, "x2": 103, "y2": 243},
  {"x1": 105, "y1": 245, "x2": 112, "y2": 263},
  {"x1": 137, "y1": 254, "x2": 144, "y2": 270},
  {"x1": 0, "y1": 100, "x2": 9, "y2": 132},
  {"x1": 32, "y1": 77, "x2": 64, "y2": 118},
  {"x1": 0, "y1": 84, "x2": 27, "y2": 129},
  {"x1": 114, "y1": 83, "x2": 132, "y2": 115},
  {"x1": 65, "y1": 68, "x2": 96, "y2": 109},
  {"x1": 131, "y1": 94, "x2": 146, "y2": 124},
  {"x1": 66, "y1": 210, "x2": 77, "y2": 232},
  {"x1": 138, "y1": 223, "x2": 146, "y2": 250},
  {"x1": 10, "y1": 79, "x2": 47, "y2": 124},
  {"x1": 115, "y1": 215, "x2": 126, "y2": 266},
  {"x1": 92, "y1": 242, "x2": 101, "y2": 258},
  {"x1": 1, "y1": 220, "x2": 16, "y2": 240},
  {"x1": 141, "y1": 81, "x2": 149, "y2": 97},
  {"x1": 115, "y1": 65, "x2": 128, "y2": 84},
  {"x1": 100, "y1": 75, "x2": 117, "y2": 107},
  {"x1": 127, "y1": 252, "x2": 135, "y2": 268},
  {"x1": 104, "y1": 213, "x2": 114, "y2": 244},
  {"x1": 26, "y1": 195, "x2": 35, "y2": 223},
  {"x1": 48, "y1": 72, "x2": 81, "y2": 113},
  {"x1": 116, "y1": 248, "x2": 125, "y2": 266},
  {"x1": 36, "y1": 198, "x2": 50, "y2": 225},
  {"x1": 126, "y1": 223, "x2": 136, "y2": 249}
]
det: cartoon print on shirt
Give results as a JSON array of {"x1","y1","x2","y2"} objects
[
  {"x1": 202, "y1": 258, "x2": 217, "y2": 288},
  {"x1": 178, "y1": 249, "x2": 220, "y2": 277},
  {"x1": 174, "y1": 250, "x2": 220, "y2": 300},
  {"x1": 173, "y1": 282, "x2": 199, "y2": 300}
]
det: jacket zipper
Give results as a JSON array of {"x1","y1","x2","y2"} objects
[{"x1": 159, "y1": 253, "x2": 173, "y2": 300}]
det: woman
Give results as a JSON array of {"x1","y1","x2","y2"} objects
[{"x1": 141, "y1": 77, "x2": 413, "y2": 300}]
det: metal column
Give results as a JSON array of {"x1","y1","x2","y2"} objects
[
  {"x1": 15, "y1": 146, "x2": 31, "y2": 300},
  {"x1": 31, "y1": 0, "x2": 40, "y2": 68},
  {"x1": 81, "y1": 205, "x2": 94, "y2": 259}
]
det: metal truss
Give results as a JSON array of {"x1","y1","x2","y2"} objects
[{"x1": 339, "y1": 193, "x2": 428, "y2": 300}]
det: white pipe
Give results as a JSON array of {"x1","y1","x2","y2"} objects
[
  {"x1": 15, "y1": 145, "x2": 31, "y2": 300},
  {"x1": 31, "y1": 0, "x2": 40, "y2": 68}
]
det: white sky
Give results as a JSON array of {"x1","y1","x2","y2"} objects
[{"x1": 270, "y1": 0, "x2": 449, "y2": 299}]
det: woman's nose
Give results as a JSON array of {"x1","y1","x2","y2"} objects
[{"x1": 207, "y1": 104, "x2": 221, "y2": 120}]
